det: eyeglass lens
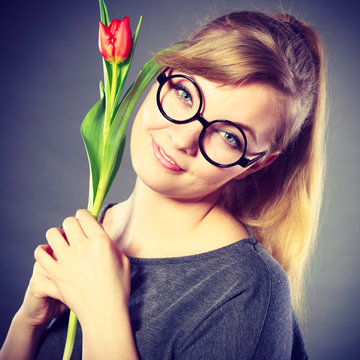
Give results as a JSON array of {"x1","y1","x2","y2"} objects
[{"x1": 158, "y1": 76, "x2": 247, "y2": 166}]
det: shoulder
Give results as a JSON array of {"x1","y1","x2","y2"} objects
[
  {"x1": 127, "y1": 238, "x2": 306, "y2": 359},
  {"x1": 229, "y1": 239, "x2": 295, "y2": 329},
  {"x1": 239, "y1": 241, "x2": 308, "y2": 359},
  {"x1": 248, "y1": 240, "x2": 292, "y2": 300},
  {"x1": 217, "y1": 238, "x2": 291, "y2": 302},
  {"x1": 178, "y1": 240, "x2": 307, "y2": 359},
  {"x1": 232, "y1": 240, "x2": 295, "y2": 341}
]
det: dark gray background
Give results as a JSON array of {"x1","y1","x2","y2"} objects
[{"x1": 0, "y1": 0, "x2": 359, "y2": 358}]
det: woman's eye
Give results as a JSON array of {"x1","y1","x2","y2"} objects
[
  {"x1": 174, "y1": 85, "x2": 193, "y2": 106},
  {"x1": 220, "y1": 131, "x2": 242, "y2": 149},
  {"x1": 179, "y1": 89, "x2": 192, "y2": 104}
]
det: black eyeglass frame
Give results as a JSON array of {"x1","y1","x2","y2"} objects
[{"x1": 156, "y1": 69, "x2": 267, "y2": 168}]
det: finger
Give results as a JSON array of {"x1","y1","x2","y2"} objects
[
  {"x1": 33, "y1": 260, "x2": 51, "y2": 278},
  {"x1": 62, "y1": 216, "x2": 87, "y2": 245},
  {"x1": 75, "y1": 209, "x2": 105, "y2": 239},
  {"x1": 34, "y1": 245, "x2": 57, "y2": 276},
  {"x1": 35, "y1": 244, "x2": 56, "y2": 260},
  {"x1": 42, "y1": 279, "x2": 63, "y2": 302},
  {"x1": 58, "y1": 227, "x2": 68, "y2": 241},
  {"x1": 31, "y1": 265, "x2": 64, "y2": 302},
  {"x1": 45, "y1": 227, "x2": 68, "y2": 259}
]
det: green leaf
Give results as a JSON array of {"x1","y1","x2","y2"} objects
[
  {"x1": 104, "y1": 135, "x2": 126, "y2": 200},
  {"x1": 80, "y1": 84, "x2": 105, "y2": 212},
  {"x1": 99, "y1": 0, "x2": 110, "y2": 26},
  {"x1": 99, "y1": 46, "x2": 188, "y2": 192},
  {"x1": 102, "y1": 58, "x2": 112, "y2": 101},
  {"x1": 63, "y1": 43, "x2": 181, "y2": 360},
  {"x1": 98, "y1": 57, "x2": 161, "y2": 194}
]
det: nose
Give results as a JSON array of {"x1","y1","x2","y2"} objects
[{"x1": 168, "y1": 120, "x2": 203, "y2": 156}]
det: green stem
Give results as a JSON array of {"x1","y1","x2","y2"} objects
[
  {"x1": 110, "y1": 62, "x2": 118, "y2": 105},
  {"x1": 103, "y1": 62, "x2": 119, "y2": 155},
  {"x1": 61, "y1": 174, "x2": 108, "y2": 360},
  {"x1": 91, "y1": 179, "x2": 109, "y2": 219},
  {"x1": 62, "y1": 311, "x2": 78, "y2": 360},
  {"x1": 62, "y1": 50, "x2": 163, "y2": 360}
]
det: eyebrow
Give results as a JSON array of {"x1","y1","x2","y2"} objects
[{"x1": 237, "y1": 122, "x2": 259, "y2": 146}]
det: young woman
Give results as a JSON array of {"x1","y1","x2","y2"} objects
[{"x1": 0, "y1": 10, "x2": 326, "y2": 360}]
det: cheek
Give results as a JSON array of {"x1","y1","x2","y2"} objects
[
  {"x1": 135, "y1": 85, "x2": 168, "y2": 131},
  {"x1": 130, "y1": 90, "x2": 160, "y2": 156},
  {"x1": 194, "y1": 163, "x2": 247, "y2": 189},
  {"x1": 129, "y1": 95, "x2": 169, "y2": 176}
]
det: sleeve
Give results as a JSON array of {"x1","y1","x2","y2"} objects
[
  {"x1": 177, "y1": 296, "x2": 265, "y2": 360},
  {"x1": 252, "y1": 261, "x2": 308, "y2": 360},
  {"x1": 177, "y1": 262, "x2": 308, "y2": 360}
]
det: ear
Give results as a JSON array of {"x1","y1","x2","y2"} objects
[{"x1": 234, "y1": 151, "x2": 281, "y2": 180}]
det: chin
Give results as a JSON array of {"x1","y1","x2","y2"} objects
[{"x1": 134, "y1": 167, "x2": 223, "y2": 204}]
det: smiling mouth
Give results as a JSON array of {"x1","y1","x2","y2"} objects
[
  {"x1": 151, "y1": 139, "x2": 184, "y2": 172},
  {"x1": 159, "y1": 146, "x2": 176, "y2": 165}
]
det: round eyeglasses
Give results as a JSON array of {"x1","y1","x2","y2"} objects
[{"x1": 156, "y1": 69, "x2": 267, "y2": 168}]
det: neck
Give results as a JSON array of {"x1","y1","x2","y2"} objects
[{"x1": 119, "y1": 177, "x2": 222, "y2": 257}]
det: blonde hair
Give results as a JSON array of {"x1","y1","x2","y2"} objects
[{"x1": 155, "y1": 11, "x2": 327, "y2": 318}]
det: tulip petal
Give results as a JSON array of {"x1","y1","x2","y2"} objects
[
  {"x1": 113, "y1": 17, "x2": 133, "y2": 63},
  {"x1": 108, "y1": 19, "x2": 121, "y2": 35},
  {"x1": 114, "y1": 16, "x2": 142, "y2": 107},
  {"x1": 98, "y1": 21, "x2": 114, "y2": 61}
]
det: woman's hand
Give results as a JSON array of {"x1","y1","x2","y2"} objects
[
  {"x1": 33, "y1": 209, "x2": 138, "y2": 359},
  {"x1": 1, "y1": 210, "x2": 136, "y2": 360},
  {"x1": 0, "y1": 252, "x2": 66, "y2": 360},
  {"x1": 18, "y1": 256, "x2": 67, "y2": 329},
  {"x1": 34, "y1": 209, "x2": 131, "y2": 328}
]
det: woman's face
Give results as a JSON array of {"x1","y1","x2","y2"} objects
[{"x1": 130, "y1": 72, "x2": 281, "y2": 201}]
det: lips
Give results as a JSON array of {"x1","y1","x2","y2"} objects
[{"x1": 151, "y1": 138, "x2": 183, "y2": 172}]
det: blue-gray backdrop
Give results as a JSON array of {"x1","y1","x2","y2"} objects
[{"x1": 0, "y1": 0, "x2": 359, "y2": 358}]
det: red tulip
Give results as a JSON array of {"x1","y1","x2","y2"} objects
[{"x1": 99, "y1": 17, "x2": 133, "y2": 64}]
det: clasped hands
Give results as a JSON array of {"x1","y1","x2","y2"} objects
[{"x1": 33, "y1": 209, "x2": 130, "y2": 328}]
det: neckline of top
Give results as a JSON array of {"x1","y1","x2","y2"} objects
[{"x1": 126, "y1": 237, "x2": 258, "y2": 265}]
